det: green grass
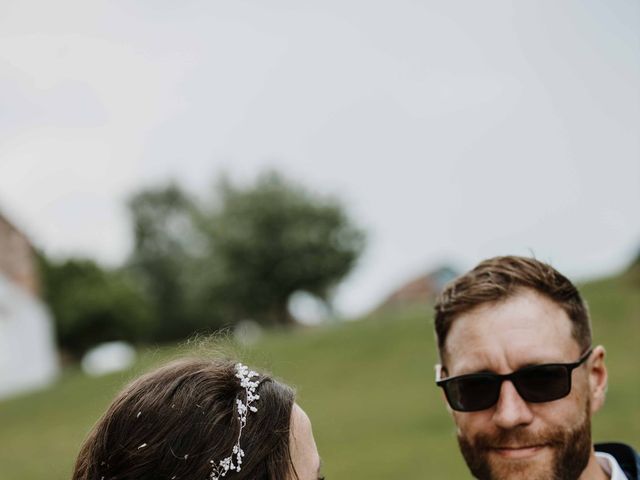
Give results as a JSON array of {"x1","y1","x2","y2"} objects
[
  {"x1": 580, "y1": 270, "x2": 640, "y2": 443},
  {"x1": 0, "y1": 273, "x2": 638, "y2": 479}
]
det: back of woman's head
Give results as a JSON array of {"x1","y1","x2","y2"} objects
[{"x1": 73, "y1": 358, "x2": 296, "y2": 480}]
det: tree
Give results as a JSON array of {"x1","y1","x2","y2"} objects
[
  {"x1": 201, "y1": 171, "x2": 366, "y2": 325},
  {"x1": 125, "y1": 171, "x2": 367, "y2": 333},
  {"x1": 38, "y1": 255, "x2": 152, "y2": 359},
  {"x1": 126, "y1": 183, "x2": 215, "y2": 340}
]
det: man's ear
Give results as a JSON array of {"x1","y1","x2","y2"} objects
[{"x1": 588, "y1": 345, "x2": 608, "y2": 414}]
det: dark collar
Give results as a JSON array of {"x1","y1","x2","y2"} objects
[{"x1": 596, "y1": 443, "x2": 640, "y2": 480}]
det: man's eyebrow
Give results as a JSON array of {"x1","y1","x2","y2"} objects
[{"x1": 457, "y1": 357, "x2": 568, "y2": 375}]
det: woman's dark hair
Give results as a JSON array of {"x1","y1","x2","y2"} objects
[{"x1": 72, "y1": 358, "x2": 297, "y2": 480}]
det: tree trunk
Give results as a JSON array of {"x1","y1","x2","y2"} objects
[{"x1": 266, "y1": 298, "x2": 297, "y2": 326}]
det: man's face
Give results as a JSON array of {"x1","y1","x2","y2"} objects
[{"x1": 442, "y1": 288, "x2": 595, "y2": 480}]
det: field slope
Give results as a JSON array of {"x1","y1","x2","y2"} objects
[{"x1": 0, "y1": 272, "x2": 638, "y2": 479}]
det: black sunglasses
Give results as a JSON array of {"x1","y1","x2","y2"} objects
[{"x1": 436, "y1": 348, "x2": 593, "y2": 412}]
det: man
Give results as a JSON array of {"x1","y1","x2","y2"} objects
[{"x1": 433, "y1": 256, "x2": 639, "y2": 480}]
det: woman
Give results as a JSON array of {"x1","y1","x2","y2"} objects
[{"x1": 72, "y1": 358, "x2": 324, "y2": 480}]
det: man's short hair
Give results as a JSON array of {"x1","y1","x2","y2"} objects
[{"x1": 434, "y1": 256, "x2": 592, "y2": 360}]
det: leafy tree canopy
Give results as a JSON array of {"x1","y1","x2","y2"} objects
[
  {"x1": 203, "y1": 171, "x2": 366, "y2": 325},
  {"x1": 125, "y1": 169, "x2": 366, "y2": 336},
  {"x1": 38, "y1": 255, "x2": 152, "y2": 358},
  {"x1": 126, "y1": 183, "x2": 212, "y2": 340}
]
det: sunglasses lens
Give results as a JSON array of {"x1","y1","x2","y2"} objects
[
  {"x1": 445, "y1": 375, "x2": 501, "y2": 412},
  {"x1": 514, "y1": 365, "x2": 570, "y2": 402}
]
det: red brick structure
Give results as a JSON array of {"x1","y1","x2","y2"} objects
[
  {"x1": 378, "y1": 265, "x2": 459, "y2": 310},
  {"x1": 0, "y1": 212, "x2": 40, "y2": 296},
  {"x1": 0, "y1": 210, "x2": 59, "y2": 399}
]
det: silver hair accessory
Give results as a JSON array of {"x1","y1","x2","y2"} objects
[{"x1": 210, "y1": 363, "x2": 261, "y2": 480}]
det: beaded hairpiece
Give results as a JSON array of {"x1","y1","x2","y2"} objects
[{"x1": 210, "y1": 363, "x2": 261, "y2": 480}]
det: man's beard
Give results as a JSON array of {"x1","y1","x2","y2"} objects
[{"x1": 457, "y1": 403, "x2": 592, "y2": 480}]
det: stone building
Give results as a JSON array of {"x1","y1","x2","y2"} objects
[{"x1": 0, "y1": 212, "x2": 59, "y2": 399}]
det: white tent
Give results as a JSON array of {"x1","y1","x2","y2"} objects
[{"x1": 0, "y1": 272, "x2": 59, "y2": 400}]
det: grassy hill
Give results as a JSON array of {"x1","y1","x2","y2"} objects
[{"x1": 0, "y1": 272, "x2": 638, "y2": 479}]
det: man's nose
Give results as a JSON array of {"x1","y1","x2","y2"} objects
[{"x1": 491, "y1": 380, "x2": 534, "y2": 429}]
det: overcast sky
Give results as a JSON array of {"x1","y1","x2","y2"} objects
[{"x1": 1, "y1": 0, "x2": 639, "y2": 316}]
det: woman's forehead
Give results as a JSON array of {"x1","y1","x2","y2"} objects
[{"x1": 290, "y1": 404, "x2": 321, "y2": 478}]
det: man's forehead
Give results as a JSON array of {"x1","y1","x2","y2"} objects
[{"x1": 443, "y1": 289, "x2": 579, "y2": 371}]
